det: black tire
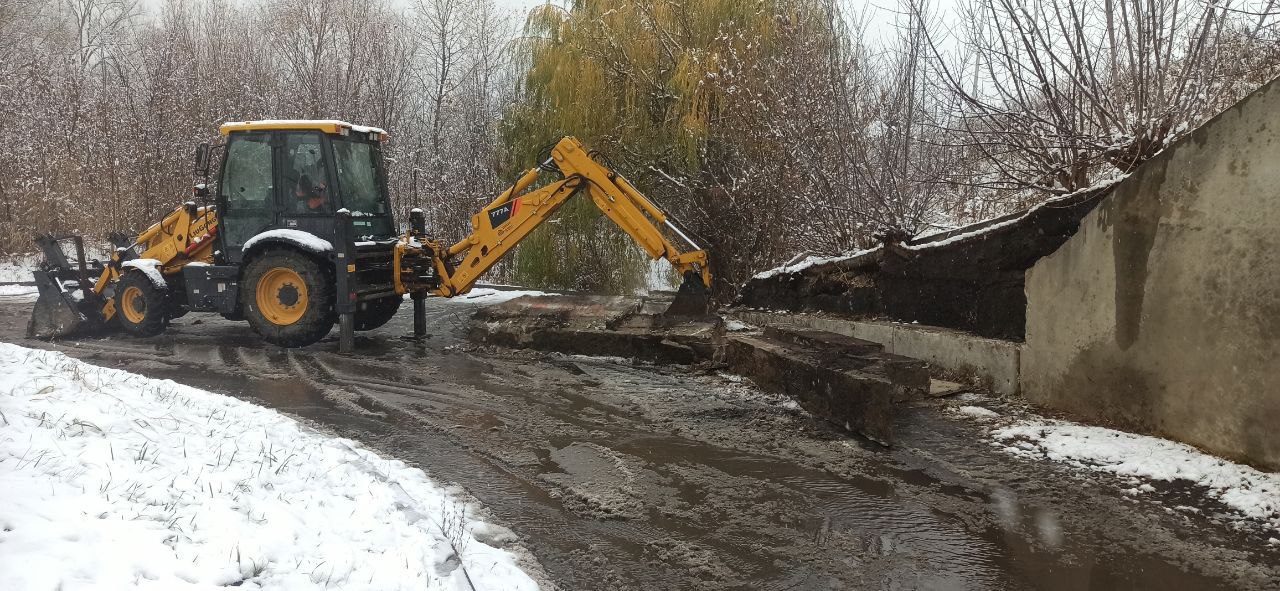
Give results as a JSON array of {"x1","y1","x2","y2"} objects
[
  {"x1": 242, "y1": 248, "x2": 335, "y2": 347},
  {"x1": 354, "y1": 296, "x2": 402, "y2": 331},
  {"x1": 115, "y1": 270, "x2": 170, "y2": 337}
]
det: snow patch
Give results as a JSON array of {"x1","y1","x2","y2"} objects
[
  {"x1": 120, "y1": 258, "x2": 167, "y2": 288},
  {"x1": 956, "y1": 405, "x2": 1000, "y2": 419},
  {"x1": 455, "y1": 287, "x2": 549, "y2": 305},
  {"x1": 242, "y1": 229, "x2": 334, "y2": 253},
  {"x1": 993, "y1": 419, "x2": 1280, "y2": 532},
  {"x1": 723, "y1": 319, "x2": 755, "y2": 332},
  {"x1": 0, "y1": 342, "x2": 538, "y2": 591}
]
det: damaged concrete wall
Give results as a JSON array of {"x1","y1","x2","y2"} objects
[
  {"x1": 737, "y1": 188, "x2": 1110, "y2": 340},
  {"x1": 1022, "y1": 81, "x2": 1280, "y2": 470}
]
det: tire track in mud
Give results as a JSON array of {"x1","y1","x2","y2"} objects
[{"x1": 0, "y1": 298, "x2": 1276, "y2": 590}]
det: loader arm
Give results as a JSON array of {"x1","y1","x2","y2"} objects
[
  {"x1": 29, "y1": 201, "x2": 217, "y2": 339},
  {"x1": 397, "y1": 137, "x2": 711, "y2": 299}
]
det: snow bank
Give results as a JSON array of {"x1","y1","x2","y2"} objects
[
  {"x1": 120, "y1": 258, "x2": 167, "y2": 288},
  {"x1": 993, "y1": 419, "x2": 1280, "y2": 531},
  {"x1": 0, "y1": 343, "x2": 539, "y2": 590},
  {"x1": 242, "y1": 229, "x2": 334, "y2": 253}
]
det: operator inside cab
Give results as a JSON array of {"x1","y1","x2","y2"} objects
[
  {"x1": 294, "y1": 173, "x2": 327, "y2": 211},
  {"x1": 285, "y1": 134, "x2": 330, "y2": 213}
]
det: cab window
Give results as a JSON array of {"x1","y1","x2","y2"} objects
[
  {"x1": 220, "y1": 134, "x2": 274, "y2": 247},
  {"x1": 282, "y1": 133, "x2": 332, "y2": 215},
  {"x1": 333, "y1": 139, "x2": 384, "y2": 216}
]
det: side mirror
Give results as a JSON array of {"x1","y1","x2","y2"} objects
[{"x1": 194, "y1": 143, "x2": 211, "y2": 176}]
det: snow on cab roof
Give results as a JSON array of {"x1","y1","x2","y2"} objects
[{"x1": 219, "y1": 119, "x2": 388, "y2": 139}]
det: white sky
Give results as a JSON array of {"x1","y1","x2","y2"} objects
[{"x1": 490, "y1": 0, "x2": 964, "y2": 45}]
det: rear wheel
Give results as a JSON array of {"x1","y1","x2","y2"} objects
[
  {"x1": 242, "y1": 248, "x2": 335, "y2": 347},
  {"x1": 115, "y1": 270, "x2": 169, "y2": 337},
  {"x1": 354, "y1": 296, "x2": 402, "y2": 331}
]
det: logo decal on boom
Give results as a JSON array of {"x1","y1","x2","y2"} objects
[{"x1": 487, "y1": 198, "x2": 520, "y2": 229}]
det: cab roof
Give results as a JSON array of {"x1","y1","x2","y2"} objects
[{"x1": 219, "y1": 119, "x2": 387, "y2": 141}]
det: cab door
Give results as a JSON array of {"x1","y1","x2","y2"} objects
[
  {"x1": 218, "y1": 132, "x2": 276, "y2": 263},
  {"x1": 276, "y1": 131, "x2": 337, "y2": 240}
]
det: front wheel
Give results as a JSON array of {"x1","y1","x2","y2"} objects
[
  {"x1": 242, "y1": 248, "x2": 335, "y2": 347},
  {"x1": 115, "y1": 270, "x2": 170, "y2": 337}
]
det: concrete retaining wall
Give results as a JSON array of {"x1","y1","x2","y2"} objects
[
  {"x1": 1022, "y1": 81, "x2": 1280, "y2": 470},
  {"x1": 732, "y1": 311, "x2": 1022, "y2": 396}
]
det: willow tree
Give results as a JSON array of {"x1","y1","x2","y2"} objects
[{"x1": 502, "y1": 0, "x2": 845, "y2": 294}]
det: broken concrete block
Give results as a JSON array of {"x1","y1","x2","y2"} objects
[{"x1": 724, "y1": 334, "x2": 896, "y2": 444}]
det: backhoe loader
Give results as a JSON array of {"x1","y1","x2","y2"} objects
[{"x1": 28, "y1": 120, "x2": 712, "y2": 351}]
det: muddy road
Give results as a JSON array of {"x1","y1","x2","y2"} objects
[{"x1": 1, "y1": 290, "x2": 1276, "y2": 590}]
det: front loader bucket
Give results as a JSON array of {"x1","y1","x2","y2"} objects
[
  {"x1": 664, "y1": 271, "x2": 713, "y2": 317},
  {"x1": 27, "y1": 270, "x2": 93, "y2": 339},
  {"x1": 27, "y1": 234, "x2": 110, "y2": 340}
]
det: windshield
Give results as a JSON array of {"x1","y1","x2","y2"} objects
[{"x1": 332, "y1": 137, "x2": 392, "y2": 237}]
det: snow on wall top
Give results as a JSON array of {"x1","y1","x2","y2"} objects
[
  {"x1": 751, "y1": 247, "x2": 881, "y2": 280},
  {"x1": 751, "y1": 175, "x2": 1127, "y2": 282},
  {"x1": 242, "y1": 229, "x2": 334, "y2": 253}
]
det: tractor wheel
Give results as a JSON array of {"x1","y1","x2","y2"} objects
[
  {"x1": 242, "y1": 248, "x2": 335, "y2": 347},
  {"x1": 115, "y1": 270, "x2": 170, "y2": 337},
  {"x1": 354, "y1": 296, "x2": 402, "y2": 331}
]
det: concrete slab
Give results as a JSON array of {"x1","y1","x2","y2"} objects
[
  {"x1": 724, "y1": 334, "x2": 896, "y2": 444},
  {"x1": 730, "y1": 311, "x2": 1022, "y2": 396}
]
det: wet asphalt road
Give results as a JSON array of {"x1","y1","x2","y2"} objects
[{"x1": 1, "y1": 291, "x2": 1277, "y2": 590}]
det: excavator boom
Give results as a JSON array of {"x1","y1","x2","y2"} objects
[{"x1": 395, "y1": 137, "x2": 712, "y2": 314}]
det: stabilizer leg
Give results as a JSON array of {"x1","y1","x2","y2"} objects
[
  {"x1": 413, "y1": 293, "x2": 426, "y2": 336},
  {"x1": 339, "y1": 312, "x2": 355, "y2": 353}
]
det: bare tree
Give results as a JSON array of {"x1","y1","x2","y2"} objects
[{"x1": 925, "y1": 0, "x2": 1278, "y2": 194}]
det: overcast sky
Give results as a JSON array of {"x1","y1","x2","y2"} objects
[{"x1": 488, "y1": 0, "x2": 962, "y2": 45}]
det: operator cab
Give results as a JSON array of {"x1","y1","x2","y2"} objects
[{"x1": 208, "y1": 120, "x2": 395, "y2": 264}]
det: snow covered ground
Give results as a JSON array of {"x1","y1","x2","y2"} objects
[
  {"x1": 954, "y1": 403, "x2": 1280, "y2": 535},
  {"x1": 0, "y1": 284, "x2": 37, "y2": 298},
  {"x1": 0, "y1": 342, "x2": 540, "y2": 590},
  {"x1": 0, "y1": 254, "x2": 39, "y2": 284}
]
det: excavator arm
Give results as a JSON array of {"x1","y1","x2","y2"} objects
[{"x1": 395, "y1": 137, "x2": 711, "y2": 309}]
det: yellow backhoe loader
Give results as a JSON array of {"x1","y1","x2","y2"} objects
[{"x1": 29, "y1": 120, "x2": 712, "y2": 351}]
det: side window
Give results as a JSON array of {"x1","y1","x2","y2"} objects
[
  {"x1": 221, "y1": 136, "x2": 274, "y2": 248},
  {"x1": 222, "y1": 136, "x2": 273, "y2": 207},
  {"x1": 282, "y1": 133, "x2": 332, "y2": 215}
]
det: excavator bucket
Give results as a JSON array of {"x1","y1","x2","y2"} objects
[
  {"x1": 26, "y1": 235, "x2": 108, "y2": 340},
  {"x1": 664, "y1": 271, "x2": 713, "y2": 317}
]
